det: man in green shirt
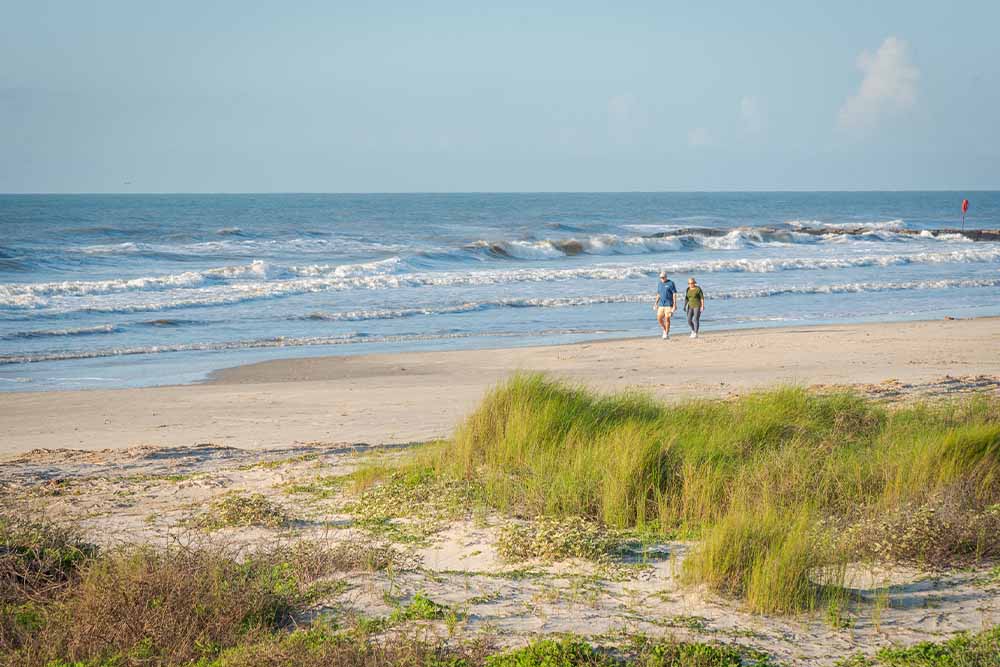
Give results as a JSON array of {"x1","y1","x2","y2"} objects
[{"x1": 685, "y1": 277, "x2": 705, "y2": 338}]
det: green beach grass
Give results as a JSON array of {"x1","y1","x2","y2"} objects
[{"x1": 426, "y1": 374, "x2": 1000, "y2": 613}]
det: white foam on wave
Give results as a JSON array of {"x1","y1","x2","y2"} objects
[
  {"x1": 472, "y1": 224, "x2": 970, "y2": 259},
  {"x1": 1, "y1": 324, "x2": 118, "y2": 340},
  {"x1": 0, "y1": 257, "x2": 403, "y2": 306},
  {"x1": 5, "y1": 248, "x2": 999, "y2": 314},
  {"x1": 788, "y1": 219, "x2": 906, "y2": 232},
  {"x1": 6, "y1": 276, "x2": 996, "y2": 363},
  {"x1": 0, "y1": 327, "x2": 604, "y2": 365},
  {"x1": 294, "y1": 277, "x2": 1000, "y2": 323},
  {"x1": 919, "y1": 230, "x2": 971, "y2": 242},
  {"x1": 72, "y1": 237, "x2": 406, "y2": 256}
]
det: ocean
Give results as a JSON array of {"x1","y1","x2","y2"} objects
[{"x1": 1, "y1": 192, "x2": 998, "y2": 391}]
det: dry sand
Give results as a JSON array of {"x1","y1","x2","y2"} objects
[{"x1": 2, "y1": 317, "x2": 1000, "y2": 457}]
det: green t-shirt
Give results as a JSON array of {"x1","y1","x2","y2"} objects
[{"x1": 685, "y1": 286, "x2": 704, "y2": 309}]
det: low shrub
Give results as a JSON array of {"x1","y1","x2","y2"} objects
[
  {"x1": 195, "y1": 492, "x2": 290, "y2": 530},
  {"x1": 497, "y1": 517, "x2": 629, "y2": 564}
]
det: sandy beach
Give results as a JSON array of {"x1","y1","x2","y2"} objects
[
  {"x1": 4, "y1": 317, "x2": 1000, "y2": 665},
  {"x1": 2, "y1": 317, "x2": 1000, "y2": 458}
]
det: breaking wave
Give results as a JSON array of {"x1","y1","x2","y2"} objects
[
  {"x1": 4, "y1": 248, "x2": 1000, "y2": 314},
  {"x1": 1, "y1": 324, "x2": 119, "y2": 340},
  {"x1": 294, "y1": 277, "x2": 1000, "y2": 323}
]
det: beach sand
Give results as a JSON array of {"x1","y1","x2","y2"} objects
[
  {"x1": 4, "y1": 317, "x2": 1000, "y2": 664},
  {"x1": 2, "y1": 317, "x2": 999, "y2": 457}
]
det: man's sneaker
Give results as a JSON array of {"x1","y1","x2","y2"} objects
[
  {"x1": 662, "y1": 332, "x2": 668, "y2": 339},
  {"x1": 690, "y1": 332, "x2": 697, "y2": 338}
]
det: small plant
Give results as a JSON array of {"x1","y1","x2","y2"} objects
[
  {"x1": 834, "y1": 655, "x2": 877, "y2": 667},
  {"x1": 486, "y1": 637, "x2": 614, "y2": 667},
  {"x1": 389, "y1": 591, "x2": 453, "y2": 623},
  {"x1": 871, "y1": 583, "x2": 890, "y2": 633},
  {"x1": 825, "y1": 598, "x2": 854, "y2": 630},
  {"x1": 497, "y1": 517, "x2": 629, "y2": 564},
  {"x1": 345, "y1": 468, "x2": 476, "y2": 527},
  {"x1": 659, "y1": 614, "x2": 710, "y2": 632},
  {"x1": 237, "y1": 453, "x2": 320, "y2": 471},
  {"x1": 0, "y1": 513, "x2": 96, "y2": 604},
  {"x1": 874, "y1": 627, "x2": 1000, "y2": 666},
  {"x1": 282, "y1": 475, "x2": 347, "y2": 499},
  {"x1": 195, "y1": 492, "x2": 289, "y2": 530}
]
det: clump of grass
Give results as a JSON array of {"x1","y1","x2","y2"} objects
[
  {"x1": 437, "y1": 374, "x2": 1000, "y2": 613},
  {"x1": 497, "y1": 517, "x2": 629, "y2": 564},
  {"x1": 195, "y1": 492, "x2": 290, "y2": 530}
]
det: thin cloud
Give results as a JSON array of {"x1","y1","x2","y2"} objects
[
  {"x1": 740, "y1": 95, "x2": 764, "y2": 132},
  {"x1": 688, "y1": 127, "x2": 713, "y2": 147},
  {"x1": 608, "y1": 93, "x2": 640, "y2": 144},
  {"x1": 839, "y1": 36, "x2": 919, "y2": 130}
]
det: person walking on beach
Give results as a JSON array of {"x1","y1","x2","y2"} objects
[
  {"x1": 685, "y1": 277, "x2": 705, "y2": 338},
  {"x1": 655, "y1": 270, "x2": 678, "y2": 339}
]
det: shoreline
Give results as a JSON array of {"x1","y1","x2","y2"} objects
[{"x1": 1, "y1": 316, "x2": 999, "y2": 459}]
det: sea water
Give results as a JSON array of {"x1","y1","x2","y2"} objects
[{"x1": 1, "y1": 192, "x2": 998, "y2": 391}]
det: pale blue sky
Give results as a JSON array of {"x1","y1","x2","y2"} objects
[{"x1": 2, "y1": 1, "x2": 998, "y2": 192}]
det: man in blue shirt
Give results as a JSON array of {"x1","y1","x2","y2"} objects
[{"x1": 655, "y1": 270, "x2": 678, "y2": 339}]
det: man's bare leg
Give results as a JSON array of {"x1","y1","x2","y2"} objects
[{"x1": 657, "y1": 310, "x2": 671, "y2": 336}]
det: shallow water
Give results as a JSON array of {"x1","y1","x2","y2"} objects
[{"x1": 1, "y1": 192, "x2": 998, "y2": 390}]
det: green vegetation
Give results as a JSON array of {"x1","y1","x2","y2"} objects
[
  {"x1": 5, "y1": 514, "x2": 1000, "y2": 667},
  {"x1": 432, "y1": 374, "x2": 1000, "y2": 613},
  {"x1": 342, "y1": 466, "x2": 479, "y2": 543},
  {"x1": 486, "y1": 638, "x2": 611, "y2": 667},
  {"x1": 195, "y1": 492, "x2": 290, "y2": 530},
  {"x1": 836, "y1": 626, "x2": 1000, "y2": 666},
  {"x1": 0, "y1": 515, "x2": 421, "y2": 666},
  {"x1": 237, "y1": 453, "x2": 320, "y2": 471},
  {"x1": 497, "y1": 517, "x2": 629, "y2": 564},
  {"x1": 282, "y1": 474, "x2": 349, "y2": 499},
  {"x1": 485, "y1": 636, "x2": 778, "y2": 667},
  {"x1": 388, "y1": 591, "x2": 452, "y2": 623}
]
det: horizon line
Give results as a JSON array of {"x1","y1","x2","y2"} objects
[{"x1": 1, "y1": 188, "x2": 997, "y2": 196}]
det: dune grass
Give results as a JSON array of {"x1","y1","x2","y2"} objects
[{"x1": 432, "y1": 374, "x2": 1000, "y2": 613}]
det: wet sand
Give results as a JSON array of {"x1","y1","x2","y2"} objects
[{"x1": 2, "y1": 317, "x2": 999, "y2": 458}]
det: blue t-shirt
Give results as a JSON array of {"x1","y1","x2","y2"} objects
[{"x1": 657, "y1": 279, "x2": 677, "y2": 307}]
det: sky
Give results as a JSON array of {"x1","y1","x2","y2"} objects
[{"x1": 1, "y1": 1, "x2": 999, "y2": 193}]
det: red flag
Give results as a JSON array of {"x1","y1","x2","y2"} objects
[{"x1": 962, "y1": 199, "x2": 969, "y2": 214}]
